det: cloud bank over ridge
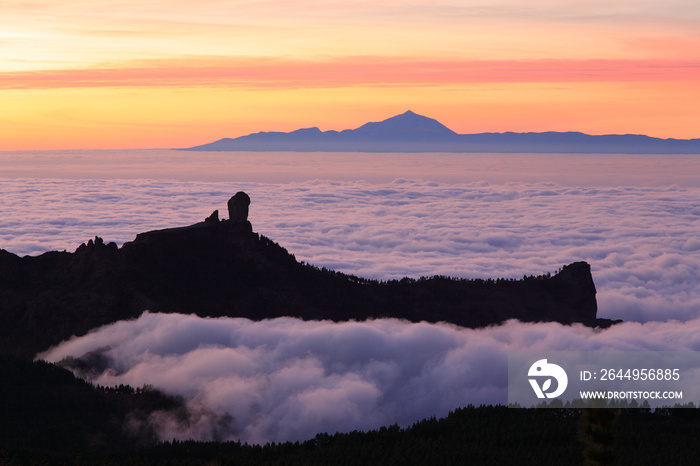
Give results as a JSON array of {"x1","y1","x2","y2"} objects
[
  {"x1": 40, "y1": 312, "x2": 700, "y2": 444},
  {"x1": 2, "y1": 172, "x2": 699, "y2": 323}
]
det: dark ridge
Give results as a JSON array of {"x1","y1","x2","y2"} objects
[
  {"x1": 0, "y1": 194, "x2": 616, "y2": 359},
  {"x1": 128, "y1": 405, "x2": 700, "y2": 466}
]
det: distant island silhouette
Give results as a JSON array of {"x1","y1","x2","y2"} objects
[
  {"x1": 183, "y1": 110, "x2": 700, "y2": 154},
  {"x1": 0, "y1": 193, "x2": 619, "y2": 359}
]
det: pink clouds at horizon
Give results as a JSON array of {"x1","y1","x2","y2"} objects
[
  {"x1": 2, "y1": 0, "x2": 700, "y2": 148},
  {"x1": 2, "y1": 58, "x2": 700, "y2": 90}
]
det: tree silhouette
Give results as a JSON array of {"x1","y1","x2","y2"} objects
[{"x1": 578, "y1": 407, "x2": 617, "y2": 466}]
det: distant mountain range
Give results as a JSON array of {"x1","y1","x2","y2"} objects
[{"x1": 183, "y1": 110, "x2": 700, "y2": 153}]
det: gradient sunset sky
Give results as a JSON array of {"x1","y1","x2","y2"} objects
[{"x1": 2, "y1": 0, "x2": 700, "y2": 150}]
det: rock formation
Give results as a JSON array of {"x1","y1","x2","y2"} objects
[
  {"x1": 0, "y1": 195, "x2": 617, "y2": 359},
  {"x1": 205, "y1": 210, "x2": 219, "y2": 224},
  {"x1": 228, "y1": 192, "x2": 250, "y2": 223}
]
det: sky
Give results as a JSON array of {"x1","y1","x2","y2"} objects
[{"x1": 2, "y1": 0, "x2": 700, "y2": 149}]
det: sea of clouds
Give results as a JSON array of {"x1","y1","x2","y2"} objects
[
  {"x1": 3, "y1": 150, "x2": 699, "y2": 443},
  {"x1": 2, "y1": 159, "x2": 698, "y2": 323},
  {"x1": 40, "y1": 312, "x2": 700, "y2": 444}
]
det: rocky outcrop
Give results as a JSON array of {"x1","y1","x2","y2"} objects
[
  {"x1": 205, "y1": 210, "x2": 219, "y2": 224},
  {"x1": 228, "y1": 192, "x2": 250, "y2": 223},
  {"x1": 0, "y1": 196, "x2": 614, "y2": 359}
]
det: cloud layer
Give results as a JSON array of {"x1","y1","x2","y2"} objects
[
  {"x1": 39, "y1": 312, "x2": 700, "y2": 444},
  {"x1": 15, "y1": 151, "x2": 698, "y2": 443},
  {"x1": 2, "y1": 152, "x2": 699, "y2": 323}
]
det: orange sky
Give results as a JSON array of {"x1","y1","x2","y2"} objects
[{"x1": 2, "y1": 0, "x2": 700, "y2": 150}]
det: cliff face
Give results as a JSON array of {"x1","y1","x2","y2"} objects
[{"x1": 0, "y1": 220, "x2": 607, "y2": 359}]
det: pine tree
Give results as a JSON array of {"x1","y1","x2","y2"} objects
[{"x1": 578, "y1": 407, "x2": 617, "y2": 465}]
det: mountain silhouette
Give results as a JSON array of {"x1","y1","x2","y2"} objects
[
  {"x1": 345, "y1": 110, "x2": 458, "y2": 140},
  {"x1": 0, "y1": 194, "x2": 618, "y2": 359},
  {"x1": 183, "y1": 111, "x2": 700, "y2": 153}
]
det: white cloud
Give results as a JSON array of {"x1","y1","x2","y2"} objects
[{"x1": 39, "y1": 312, "x2": 700, "y2": 444}]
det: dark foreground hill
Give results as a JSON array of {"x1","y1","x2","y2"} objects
[
  {"x1": 0, "y1": 197, "x2": 613, "y2": 359},
  {"x1": 0, "y1": 354, "x2": 183, "y2": 464}
]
